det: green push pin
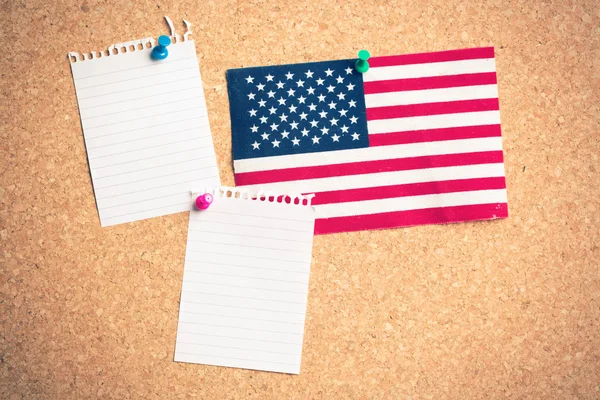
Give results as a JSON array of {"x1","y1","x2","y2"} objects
[{"x1": 355, "y1": 49, "x2": 371, "y2": 73}]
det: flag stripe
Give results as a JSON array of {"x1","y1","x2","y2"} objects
[
  {"x1": 365, "y1": 84, "x2": 498, "y2": 108},
  {"x1": 235, "y1": 137, "x2": 502, "y2": 172},
  {"x1": 239, "y1": 163, "x2": 506, "y2": 195},
  {"x1": 368, "y1": 47, "x2": 495, "y2": 68},
  {"x1": 315, "y1": 188, "x2": 507, "y2": 218},
  {"x1": 314, "y1": 202, "x2": 508, "y2": 234},
  {"x1": 309, "y1": 177, "x2": 507, "y2": 205},
  {"x1": 367, "y1": 110, "x2": 501, "y2": 134},
  {"x1": 369, "y1": 124, "x2": 502, "y2": 147},
  {"x1": 363, "y1": 72, "x2": 498, "y2": 94},
  {"x1": 367, "y1": 98, "x2": 500, "y2": 120},
  {"x1": 236, "y1": 151, "x2": 504, "y2": 185},
  {"x1": 363, "y1": 58, "x2": 496, "y2": 82}
]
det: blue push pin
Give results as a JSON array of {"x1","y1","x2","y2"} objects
[{"x1": 151, "y1": 35, "x2": 171, "y2": 60}]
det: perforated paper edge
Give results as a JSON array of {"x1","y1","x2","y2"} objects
[
  {"x1": 68, "y1": 16, "x2": 193, "y2": 63},
  {"x1": 191, "y1": 186, "x2": 316, "y2": 207}
]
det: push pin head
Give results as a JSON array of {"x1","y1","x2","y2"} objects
[
  {"x1": 151, "y1": 35, "x2": 171, "y2": 60},
  {"x1": 355, "y1": 49, "x2": 371, "y2": 73},
  {"x1": 195, "y1": 193, "x2": 214, "y2": 210}
]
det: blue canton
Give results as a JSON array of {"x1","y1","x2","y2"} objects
[{"x1": 227, "y1": 59, "x2": 370, "y2": 160}]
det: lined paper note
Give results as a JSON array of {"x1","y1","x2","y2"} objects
[
  {"x1": 69, "y1": 39, "x2": 220, "y2": 226},
  {"x1": 175, "y1": 189, "x2": 316, "y2": 374}
]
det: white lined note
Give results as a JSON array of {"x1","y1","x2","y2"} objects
[
  {"x1": 175, "y1": 190, "x2": 316, "y2": 374},
  {"x1": 70, "y1": 39, "x2": 220, "y2": 226}
]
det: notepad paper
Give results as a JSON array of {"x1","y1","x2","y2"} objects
[
  {"x1": 69, "y1": 31, "x2": 220, "y2": 226},
  {"x1": 175, "y1": 187, "x2": 316, "y2": 374}
]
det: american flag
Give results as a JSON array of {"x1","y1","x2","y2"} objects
[{"x1": 227, "y1": 47, "x2": 508, "y2": 234}]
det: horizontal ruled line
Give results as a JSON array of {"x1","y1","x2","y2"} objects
[
  {"x1": 177, "y1": 331, "x2": 302, "y2": 345},
  {"x1": 95, "y1": 166, "x2": 215, "y2": 190},
  {"x1": 180, "y1": 300, "x2": 306, "y2": 315},
  {"x1": 179, "y1": 310, "x2": 304, "y2": 325},
  {"x1": 100, "y1": 188, "x2": 195, "y2": 209},
  {"x1": 174, "y1": 351, "x2": 299, "y2": 366},
  {"x1": 185, "y1": 251, "x2": 308, "y2": 264},
  {"x1": 185, "y1": 270, "x2": 308, "y2": 284},
  {"x1": 188, "y1": 221, "x2": 309, "y2": 233},
  {"x1": 88, "y1": 126, "x2": 204, "y2": 150},
  {"x1": 97, "y1": 175, "x2": 215, "y2": 200},
  {"x1": 81, "y1": 93, "x2": 204, "y2": 116},
  {"x1": 101, "y1": 201, "x2": 190, "y2": 221},
  {"x1": 176, "y1": 342, "x2": 300, "y2": 356},
  {"x1": 185, "y1": 261, "x2": 309, "y2": 274},
  {"x1": 75, "y1": 56, "x2": 198, "y2": 79},
  {"x1": 89, "y1": 138, "x2": 205, "y2": 160},
  {"x1": 188, "y1": 230, "x2": 312, "y2": 244},
  {"x1": 177, "y1": 321, "x2": 303, "y2": 334},
  {"x1": 78, "y1": 77, "x2": 201, "y2": 101},
  {"x1": 85, "y1": 116, "x2": 207, "y2": 140},
  {"x1": 207, "y1": 210, "x2": 312, "y2": 223},
  {"x1": 93, "y1": 155, "x2": 216, "y2": 180},
  {"x1": 187, "y1": 240, "x2": 310, "y2": 254},
  {"x1": 93, "y1": 146, "x2": 212, "y2": 169},
  {"x1": 77, "y1": 66, "x2": 199, "y2": 90},
  {"x1": 85, "y1": 105, "x2": 203, "y2": 130},
  {"x1": 181, "y1": 291, "x2": 306, "y2": 304},
  {"x1": 184, "y1": 281, "x2": 308, "y2": 295}
]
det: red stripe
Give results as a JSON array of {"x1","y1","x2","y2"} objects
[
  {"x1": 309, "y1": 177, "x2": 506, "y2": 206},
  {"x1": 369, "y1": 124, "x2": 502, "y2": 146},
  {"x1": 366, "y1": 98, "x2": 499, "y2": 120},
  {"x1": 235, "y1": 151, "x2": 504, "y2": 185},
  {"x1": 369, "y1": 47, "x2": 495, "y2": 68},
  {"x1": 363, "y1": 72, "x2": 497, "y2": 94},
  {"x1": 314, "y1": 203, "x2": 508, "y2": 234}
]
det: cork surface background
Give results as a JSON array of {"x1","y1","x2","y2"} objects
[{"x1": 2, "y1": 0, "x2": 599, "y2": 399}]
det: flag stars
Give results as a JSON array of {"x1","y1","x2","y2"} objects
[
  {"x1": 288, "y1": 104, "x2": 297, "y2": 113},
  {"x1": 249, "y1": 109, "x2": 257, "y2": 116},
  {"x1": 351, "y1": 133, "x2": 360, "y2": 140},
  {"x1": 248, "y1": 93, "x2": 256, "y2": 100},
  {"x1": 344, "y1": 66, "x2": 353, "y2": 75},
  {"x1": 261, "y1": 132, "x2": 270, "y2": 140},
  {"x1": 347, "y1": 83, "x2": 355, "y2": 91},
  {"x1": 259, "y1": 116, "x2": 268, "y2": 124},
  {"x1": 270, "y1": 122, "x2": 279, "y2": 131},
  {"x1": 287, "y1": 88, "x2": 296, "y2": 97},
  {"x1": 318, "y1": 110, "x2": 328, "y2": 119},
  {"x1": 245, "y1": 76, "x2": 254, "y2": 83},
  {"x1": 292, "y1": 137, "x2": 300, "y2": 146},
  {"x1": 256, "y1": 83, "x2": 265, "y2": 91},
  {"x1": 301, "y1": 128, "x2": 310, "y2": 136},
  {"x1": 296, "y1": 79, "x2": 305, "y2": 87},
  {"x1": 267, "y1": 90, "x2": 276, "y2": 98},
  {"x1": 340, "y1": 125, "x2": 349, "y2": 133},
  {"x1": 307, "y1": 86, "x2": 315, "y2": 95},
  {"x1": 297, "y1": 95, "x2": 306, "y2": 104},
  {"x1": 320, "y1": 126, "x2": 330, "y2": 135},
  {"x1": 266, "y1": 74, "x2": 274, "y2": 82},
  {"x1": 250, "y1": 124, "x2": 259, "y2": 133},
  {"x1": 258, "y1": 99, "x2": 266, "y2": 107},
  {"x1": 349, "y1": 115, "x2": 358, "y2": 124},
  {"x1": 312, "y1": 136, "x2": 321, "y2": 144},
  {"x1": 290, "y1": 121, "x2": 299, "y2": 130},
  {"x1": 308, "y1": 103, "x2": 317, "y2": 111},
  {"x1": 309, "y1": 120, "x2": 319, "y2": 128},
  {"x1": 281, "y1": 130, "x2": 290, "y2": 139},
  {"x1": 339, "y1": 109, "x2": 348, "y2": 117},
  {"x1": 268, "y1": 106, "x2": 277, "y2": 115},
  {"x1": 279, "y1": 113, "x2": 288, "y2": 122},
  {"x1": 348, "y1": 100, "x2": 357, "y2": 108},
  {"x1": 277, "y1": 97, "x2": 287, "y2": 105},
  {"x1": 276, "y1": 81, "x2": 285, "y2": 89},
  {"x1": 317, "y1": 94, "x2": 326, "y2": 102},
  {"x1": 332, "y1": 133, "x2": 341, "y2": 142},
  {"x1": 251, "y1": 141, "x2": 260, "y2": 149},
  {"x1": 330, "y1": 117, "x2": 339, "y2": 126},
  {"x1": 336, "y1": 76, "x2": 344, "y2": 84},
  {"x1": 337, "y1": 92, "x2": 346, "y2": 100},
  {"x1": 328, "y1": 101, "x2": 337, "y2": 109},
  {"x1": 305, "y1": 70, "x2": 314, "y2": 78},
  {"x1": 285, "y1": 72, "x2": 294, "y2": 80},
  {"x1": 326, "y1": 85, "x2": 335, "y2": 93},
  {"x1": 272, "y1": 139, "x2": 281, "y2": 147},
  {"x1": 316, "y1": 78, "x2": 325, "y2": 85},
  {"x1": 325, "y1": 68, "x2": 334, "y2": 76},
  {"x1": 299, "y1": 112, "x2": 308, "y2": 120}
]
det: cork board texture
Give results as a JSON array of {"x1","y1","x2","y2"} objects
[{"x1": 1, "y1": 0, "x2": 599, "y2": 399}]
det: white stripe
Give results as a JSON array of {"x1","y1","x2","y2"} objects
[
  {"x1": 365, "y1": 84, "x2": 499, "y2": 108},
  {"x1": 367, "y1": 110, "x2": 501, "y2": 135},
  {"x1": 314, "y1": 189, "x2": 508, "y2": 219},
  {"x1": 238, "y1": 163, "x2": 506, "y2": 194},
  {"x1": 363, "y1": 58, "x2": 496, "y2": 82},
  {"x1": 234, "y1": 137, "x2": 502, "y2": 173}
]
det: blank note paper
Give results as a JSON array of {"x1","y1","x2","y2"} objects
[
  {"x1": 175, "y1": 187, "x2": 316, "y2": 374},
  {"x1": 69, "y1": 34, "x2": 220, "y2": 226}
]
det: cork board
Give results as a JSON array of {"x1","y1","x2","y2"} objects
[{"x1": 1, "y1": 0, "x2": 599, "y2": 399}]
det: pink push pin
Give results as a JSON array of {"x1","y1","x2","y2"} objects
[{"x1": 195, "y1": 193, "x2": 214, "y2": 210}]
